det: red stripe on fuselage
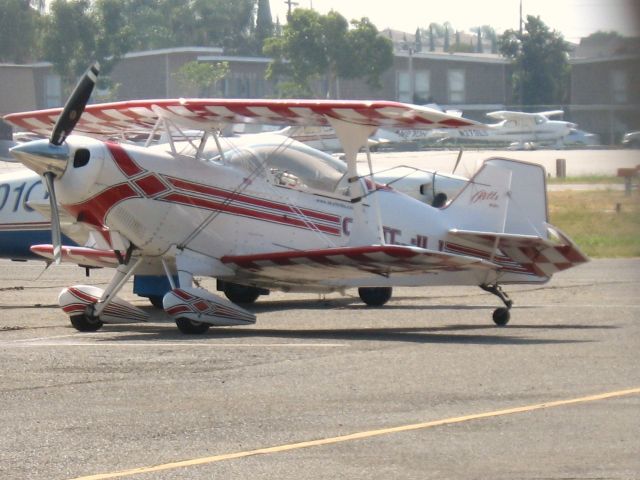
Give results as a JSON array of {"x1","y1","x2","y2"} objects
[
  {"x1": 64, "y1": 183, "x2": 139, "y2": 228},
  {"x1": 106, "y1": 142, "x2": 144, "y2": 177},
  {"x1": 165, "y1": 176, "x2": 341, "y2": 224},
  {"x1": 162, "y1": 192, "x2": 341, "y2": 235}
]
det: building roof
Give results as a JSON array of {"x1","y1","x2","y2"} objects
[{"x1": 122, "y1": 46, "x2": 224, "y2": 59}]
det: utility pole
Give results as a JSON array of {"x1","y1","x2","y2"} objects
[
  {"x1": 285, "y1": 0, "x2": 298, "y2": 18},
  {"x1": 519, "y1": 0, "x2": 523, "y2": 35}
]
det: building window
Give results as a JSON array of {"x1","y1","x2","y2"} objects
[
  {"x1": 397, "y1": 70, "x2": 430, "y2": 104},
  {"x1": 611, "y1": 70, "x2": 628, "y2": 104},
  {"x1": 414, "y1": 70, "x2": 430, "y2": 104},
  {"x1": 45, "y1": 74, "x2": 62, "y2": 108},
  {"x1": 397, "y1": 71, "x2": 411, "y2": 103},
  {"x1": 447, "y1": 69, "x2": 465, "y2": 103}
]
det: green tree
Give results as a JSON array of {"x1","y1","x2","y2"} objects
[
  {"x1": 0, "y1": 0, "x2": 39, "y2": 63},
  {"x1": 173, "y1": 60, "x2": 230, "y2": 97},
  {"x1": 255, "y1": 0, "x2": 274, "y2": 54},
  {"x1": 264, "y1": 9, "x2": 392, "y2": 98},
  {"x1": 40, "y1": 0, "x2": 96, "y2": 89},
  {"x1": 40, "y1": 0, "x2": 133, "y2": 92},
  {"x1": 500, "y1": 15, "x2": 571, "y2": 107}
]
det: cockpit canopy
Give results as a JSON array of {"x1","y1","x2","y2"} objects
[{"x1": 215, "y1": 140, "x2": 349, "y2": 194}]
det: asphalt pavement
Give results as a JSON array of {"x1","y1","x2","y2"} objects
[{"x1": 0, "y1": 258, "x2": 638, "y2": 479}]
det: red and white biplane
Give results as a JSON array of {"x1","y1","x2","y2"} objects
[{"x1": 4, "y1": 64, "x2": 588, "y2": 333}]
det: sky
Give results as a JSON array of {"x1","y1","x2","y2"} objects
[{"x1": 271, "y1": 0, "x2": 640, "y2": 42}]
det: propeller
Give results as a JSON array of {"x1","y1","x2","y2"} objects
[
  {"x1": 10, "y1": 62, "x2": 100, "y2": 264},
  {"x1": 50, "y1": 62, "x2": 100, "y2": 146}
]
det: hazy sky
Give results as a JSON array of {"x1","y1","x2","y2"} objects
[{"x1": 271, "y1": 0, "x2": 640, "y2": 42}]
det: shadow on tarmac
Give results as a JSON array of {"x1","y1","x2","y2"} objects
[{"x1": 90, "y1": 320, "x2": 614, "y2": 347}]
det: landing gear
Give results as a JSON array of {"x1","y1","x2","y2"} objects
[
  {"x1": 69, "y1": 314, "x2": 103, "y2": 332},
  {"x1": 223, "y1": 282, "x2": 262, "y2": 304},
  {"x1": 480, "y1": 284, "x2": 513, "y2": 326},
  {"x1": 148, "y1": 295, "x2": 164, "y2": 309},
  {"x1": 175, "y1": 317, "x2": 210, "y2": 335},
  {"x1": 358, "y1": 287, "x2": 392, "y2": 306}
]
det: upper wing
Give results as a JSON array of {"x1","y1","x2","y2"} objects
[
  {"x1": 486, "y1": 110, "x2": 537, "y2": 121},
  {"x1": 537, "y1": 110, "x2": 565, "y2": 118},
  {"x1": 4, "y1": 99, "x2": 481, "y2": 138},
  {"x1": 221, "y1": 244, "x2": 497, "y2": 286}
]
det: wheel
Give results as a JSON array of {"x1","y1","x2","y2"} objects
[
  {"x1": 175, "y1": 317, "x2": 210, "y2": 335},
  {"x1": 223, "y1": 282, "x2": 261, "y2": 304},
  {"x1": 148, "y1": 295, "x2": 164, "y2": 309},
  {"x1": 70, "y1": 314, "x2": 103, "y2": 332},
  {"x1": 492, "y1": 307, "x2": 510, "y2": 326},
  {"x1": 358, "y1": 287, "x2": 392, "y2": 306}
]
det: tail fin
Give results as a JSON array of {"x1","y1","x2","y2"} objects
[
  {"x1": 444, "y1": 157, "x2": 547, "y2": 236},
  {"x1": 442, "y1": 158, "x2": 588, "y2": 282}
]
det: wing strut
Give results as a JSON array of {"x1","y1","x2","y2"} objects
[{"x1": 326, "y1": 117, "x2": 383, "y2": 245}]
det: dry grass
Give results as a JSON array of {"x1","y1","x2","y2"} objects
[{"x1": 548, "y1": 189, "x2": 640, "y2": 257}]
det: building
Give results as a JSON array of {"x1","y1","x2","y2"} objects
[
  {"x1": 338, "y1": 50, "x2": 511, "y2": 121},
  {"x1": 569, "y1": 46, "x2": 640, "y2": 144},
  {"x1": 1, "y1": 38, "x2": 638, "y2": 143},
  {"x1": 108, "y1": 47, "x2": 274, "y2": 100}
]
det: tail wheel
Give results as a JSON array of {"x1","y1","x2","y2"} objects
[
  {"x1": 69, "y1": 314, "x2": 103, "y2": 332},
  {"x1": 358, "y1": 287, "x2": 392, "y2": 306},
  {"x1": 175, "y1": 318, "x2": 210, "y2": 335}
]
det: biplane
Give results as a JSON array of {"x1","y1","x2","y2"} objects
[{"x1": 4, "y1": 63, "x2": 588, "y2": 334}]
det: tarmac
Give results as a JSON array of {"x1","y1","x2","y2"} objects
[{"x1": 0, "y1": 257, "x2": 638, "y2": 479}]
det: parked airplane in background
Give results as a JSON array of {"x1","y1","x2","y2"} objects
[
  {"x1": 4, "y1": 64, "x2": 588, "y2": 334},
  {"x1": 434, "y1": 110, "x2": 576, "y2": 149}
]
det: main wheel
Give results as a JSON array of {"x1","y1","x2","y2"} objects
[
  {"x1": 492, "y1": 307, "x2": 510, "y2": 326},
  {"x1": 223, "y1": 282, "x2": 261, "y2": 304},
  {"x1": 70, "y1": 314, "x2": 103, "y2": 332},
  {"x1": 175, "y1": 317, "x2": 210, "y2": 335},
  {"x1": 358, "y1": 287, "x2": 392, "y2": 306},
  {"x1": 148, "y1": 295, "x2": 164, "y2": 309}
]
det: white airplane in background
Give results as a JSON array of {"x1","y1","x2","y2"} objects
[
  {"x1": 434, "y1": 110, "x2": 576, "y2": 149},
  {"x1": 4, "y1": 63, "x2": 588, "y2": 334}
]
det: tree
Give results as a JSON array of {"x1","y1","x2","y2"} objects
[
  {"x1": 443, "y1": 25, "x2": 450, "y2": 51},
  {"x1": 40, "y1": 0, "x2": 97, "y2": 89},
  {"x1": 264, "y1": 9, "x2": 392, "y2": 98},
  {"x1": 414, "y1": 27, "x2": 422, "y2": 52},
  {"x1": 0, "y1": 0, "x2": 39, "y2": 63},
  {"x1": 39, "y1": 0, "x2": 134, "y2": 92},
  {"x1": 428, "y1": 24, "x2": 435, "y2": 51},
  {"x1": 255, "y1": 0, "x2": 274, "y2": 54},
  {"x1": 500, "y1": 15, "x2": 571, "y2": 107},
  {"x1": 174, "y1": 61, "x2": 230, "y2": 97}
]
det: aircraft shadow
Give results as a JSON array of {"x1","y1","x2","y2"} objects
[{"x1": 96, "y1": 322, "x2": 604, "y2": 346}]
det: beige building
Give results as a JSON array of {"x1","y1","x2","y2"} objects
[{"x1": 2, "y1": 42, "x2": 638, "y2": 142}]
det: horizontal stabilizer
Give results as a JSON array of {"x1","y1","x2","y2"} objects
[{"x1": 445, "y1": 226, "x2": 588, "y2": 280}]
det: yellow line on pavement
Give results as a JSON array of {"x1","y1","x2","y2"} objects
[{"x1": 70, "y1": 387, "x2": 640, "y2": 480}]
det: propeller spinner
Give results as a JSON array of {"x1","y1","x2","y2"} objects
[{"x1": 9, "y1": 62, "x2": 100, "y2": 264}]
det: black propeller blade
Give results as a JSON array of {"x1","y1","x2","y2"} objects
[{"x1": 50, "y1": 62, "x2": 100, "y2": 146}]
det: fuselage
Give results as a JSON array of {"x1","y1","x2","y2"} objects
[{"x1": 55, "y1": 135, "x2": 449, "y2": 262}]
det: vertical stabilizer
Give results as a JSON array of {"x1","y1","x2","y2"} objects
[
  {"x1": 444, "y1": 157, "x2": 548, "y2": 237},
  {"x1": 443, "y1": 161, "x2": 512, "y2": 233}
]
